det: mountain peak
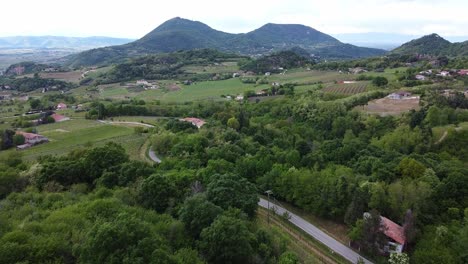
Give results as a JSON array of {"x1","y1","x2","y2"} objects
[{"x1": 391, "y1": 33, "x2": 455, "y2": 56}]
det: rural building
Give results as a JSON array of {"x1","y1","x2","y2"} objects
[
  {"x1": 387, "y1": 91, "x2": 412, "y2": 100},
  {"x1": 380, "y1": 216, "x2": 406, "y2": 253},
  {"x1": 180, "y1": 117, "x2": 206, "y2": 128},
  {"x1": 136, "y1": 80, "x2": 150, "y2": 86},
  {"x1": 438, "y1": 71, "x2": 450, "y2": 77},
  {"x1": 236, "y1": 95, "x2": 244, "y2": 101},
  {"x1": 256, "y1": 90, "x2": 268, "y2": 96},
  {"x1": 56, "y1": 103, "x2": 67, "y2": 110},
  {"x1": 348, "y1": 67, "x2": 367, "y2": 74},
  {"x1": 458, "y1": 69, "x2": 468, "y2": 76},
  {"x1": 15, "y1": 131, "x2": 49, "y2": 150},
  {"x1": 265, "y1": 72, "x2": 271, "y2": 76},
  {"x1": 232, "y1": 73, "x2": 240, "y2": 78},
  {"x1": 51, "y1": 113, "x2": 70, "y2": 122},
  {"x1": 415, "y1": 75, "x2": 426, "y2": 81},
  {"x1": 363, "y1": 213, "x2": 406, "y2": 254}
]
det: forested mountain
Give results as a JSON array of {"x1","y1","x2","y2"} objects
[
  {"x1": 65, "y1": 17, "x2": 386, "y2": 67},
  {"x1": 0, "y1": 36, "x2": 134, "y2": 49},
  {"x1": 391, "y1": 34, "x2": 468, "y2": 57}
]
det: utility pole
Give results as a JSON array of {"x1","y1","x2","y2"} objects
[{"x1": 265, "y1": 190, "x2": 273, "y2": 225}]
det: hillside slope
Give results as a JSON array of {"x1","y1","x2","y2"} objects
[
  {"x1": 391, "y1": 34, "x2": 468, "y2": 57},
  {"x1": 65, "y1": 17, "x2": 386, "y2": 67}
]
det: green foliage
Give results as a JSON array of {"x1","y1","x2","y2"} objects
[
  {"x1": 371, "y1": 76, "x2": 388, "y2": 87},
  {"x1": 79, "y1": 213, "x2": 169, "y2": 264},
  {"x1": 278, "y1": 251, "x2": 300, "y2": 264},
  {"x1": 198, "y1": 210, "x2": 254, "y2": 264},
  {"x1": 239, "y1": 51, "x2": 312, "y2": 74},
  {"x1": 227, "y1": 117, "x2": 240, "y2": 130},
  {"x1": 206, "y1": 174, "x2": 258, "y2": 217},
  {"x1": 138, "y1": 174, "x2": 176, "y2": 213},
  {"x1": 179, "y1": 194, "x2": 223, "y2": 238}
]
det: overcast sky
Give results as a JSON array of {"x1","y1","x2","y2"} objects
[{"x1": 1, "y1": 0, "x2": 467, "y2": 39}]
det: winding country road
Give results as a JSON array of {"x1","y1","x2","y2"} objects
[
  {"x1": 258, "y1": 198, "x2": 373, "y2": 264},
  {"x1": 97, "y1": 120, "x2": 162, "y2": 163}
]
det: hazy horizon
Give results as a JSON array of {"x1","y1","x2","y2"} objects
[{"x1": 1, "y1": 0, "x2": 467, "y2": 39}]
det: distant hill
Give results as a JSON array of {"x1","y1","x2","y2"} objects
[
  {"x1": 0, "y1": 36, "x2": 134, "y2": 50},
  {"x1": 391, "y1": 34, "x2": 468, "y2": 57},
  {"x1": 65, "y1": 17, "x2": 386, "y2": 67}
]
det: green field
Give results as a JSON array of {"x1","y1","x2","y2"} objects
[
  {"x1": 0, "y1": 119, "x2": 147, "y2": 161},
  {"x1": 269, "y1": 69, "x2": 347, "y2": 84}
]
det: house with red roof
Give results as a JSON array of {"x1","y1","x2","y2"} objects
[
  {"x1": 180, "y1": 117, "x2": 206, "y2": 128},
  {"x1": 56, "y1": 103, "x2": 67, "y2": 110},
  {"x1": 15, "y1": 131, "x2": 49, "y2": 150},
  {"x1": 458, "y1": 69, "x2": 468, "y2": 76},
  {"x1": 380, "y1": 216, "x2": 406, "y2": 253},
  {"x1": 363, "y1": 213, "x2": 406, "y2": 254}
]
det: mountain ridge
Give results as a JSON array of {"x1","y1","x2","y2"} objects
[
  {"x1": 65, "y1": 17, "x2": 386, "y2": 67},
  {"x1": 391, "y1": 33, "x2": 468, "y2": 57}
]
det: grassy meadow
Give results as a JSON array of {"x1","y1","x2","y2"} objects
[{"x1": 0, "y1": 119, "x2": 148, "y2": 161}]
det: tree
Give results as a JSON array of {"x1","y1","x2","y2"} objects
[
  {"x1": 83, "y1": 142, "x2": 129, "y2": 181},
  {"x1": 227, "y1": 117, "x2": 240, "y2": 130},
  {"x1": 278, "y1": 251, "x2": 299, "y2": 264},
  {"x1": 29, "y1": 98, "x2": 42, "y2": 110},
  {"x1": 198, "y1": 211, "x2": 254, "y2": 264},
  {"x1": 206, "y1": 174, "x2": 258, "y2": 217},
  {"x1": 138, "y1": 174, "x2": 175, "y2": 213},
  {"x1": 372, "y1": 76, "x2": 388, "y2": 87},
  {"x1": 12, "y1": 134, "x2": 25, "y2": 146},
  {"x1": 389, "y1": 253, "x2": 410, "y2": 264},
  {"x1": 360, "y1": 210, "x2": 388, "y2": 254},
  {"x1": 79, "y1": 213, "x2": 171, "y2": 264},
  {"x1": 398, "y1": 157, "x2": 426, "y2": 179},
  {"x1": 179, "y1": 194, "x2": 223, "y2": 238}
]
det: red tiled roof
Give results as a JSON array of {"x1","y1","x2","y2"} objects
[
  {"x1": 182, "y1": 117, "x2": 206, "y2": 128},
  {"x1": 381, "y1": 216, "x2": 406, "y2": 245},
  {"x1": 16, "y1": 131, "x2": 42, "y2": 140}
]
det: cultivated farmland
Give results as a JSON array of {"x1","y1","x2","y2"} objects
[{"x1": 322, "y1": 82, "x2": 369, "y2": 95}]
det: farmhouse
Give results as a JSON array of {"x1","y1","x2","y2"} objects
[
  {"x1": 438, "y1": 71, "x2": 450, "y2": 77},
  {"x1": 387, "y1": 91, "x2": 412, "y2": 100},
  {"x1": 380, "y1": 216, "x2": 406, "y2": 253},
  {"x1": 415, "y1": 75, "x2": 426, "y2": 81},
  {"x1": 136, "y1": 80, "x2": 150, "y2": 86},
  {"x1": 458, "y1": 69, "x2": 468, "y2": 76},
  {"x1": 56, "y1": 103, "x2": 67, "y2": 110},
  {"x1": 15, "y1": 131, "x2": 49, "y2": 150},
  {"x1": 363, "y1": 213, "x2": 406, "y2": 254},
  {"x1": 180, "y1": 117, "x2": 206, "y2": 128},
  {"x1": 348, "y1": 67, "x2": 367, "y2": 74},
  {"x1": 265, "y1": 72, "x2": 271, "y2": 76}
]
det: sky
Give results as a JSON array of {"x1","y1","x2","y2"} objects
[{"x1": 1, "y1": 0, "x2": 467, "y2": 39}]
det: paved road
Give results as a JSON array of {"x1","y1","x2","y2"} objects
[
  {"x1": 259, "y1": 198, "x2": 373, "y2": 264},
  {"x1": 148, "y1": 149, "x2": 162, "y2": 163},
  {"x1": 97, "y1": 120, "x2": 155, "y2": 128}
]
